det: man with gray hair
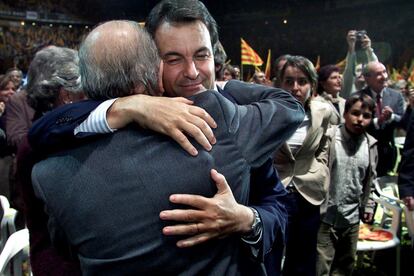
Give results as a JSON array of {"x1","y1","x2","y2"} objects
[
  {"x1": 31, "y1": 20, "x2": 303, "y2": 274},
  {"x1": 354, "y1": 61, "x2": 405, "y2": 176}
]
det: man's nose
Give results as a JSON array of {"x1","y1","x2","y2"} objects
[{"x1": 183, "y1": 60, "x2": 199, "y2": 79}]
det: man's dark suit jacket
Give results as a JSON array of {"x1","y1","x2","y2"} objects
[
  {"x1": 31, "y1": 82, "x2": 303, "y2": 275},
  {"x1": 355, "y1": 87, "x2": 405, "y2": 176},
  {"x1": 29, "y1": 81, "x2": 289, "y2": 259},
  {"x1": 398, "y1": 109, "x2": 414, "y2": 198}
]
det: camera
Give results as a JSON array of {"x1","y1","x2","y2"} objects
[{"x1": 355, "y1": 30, "x2": 367, "y2": 50}]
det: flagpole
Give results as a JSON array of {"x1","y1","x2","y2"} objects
[{"x1": 241, "y1": 64, "x2": 243, "y2": 81}]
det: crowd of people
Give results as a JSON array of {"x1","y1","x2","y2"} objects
[
  {"x1": 0, "y1": 0, "x2": 413, "y2": 275},
  {"x1": 0, "y1": 25, "x2": 88, "y2": 73}
]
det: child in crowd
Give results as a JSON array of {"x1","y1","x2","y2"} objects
[{"x1": 316, "y1": 94, "x2": 378, "y2": 275}]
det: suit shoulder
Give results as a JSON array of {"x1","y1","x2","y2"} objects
[{"x1": 311, "y1": 100, "x2": 332, "y2": 115}]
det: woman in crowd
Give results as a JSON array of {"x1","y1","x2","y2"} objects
[
  {"x1": 272, "y1": 55, "x2": 332, "y2": 276},
  {"x1": 314, "y1": 64, "x2": 345, "y2": 125},
  {"x1": 0, "y1": 74, "x2": 17, "y2": 198},
  {"x1": 0, "y1": 74, "x2": 16, "y2": 105}
]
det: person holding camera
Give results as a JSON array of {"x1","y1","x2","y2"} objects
[{"x1": 342, "y1": 30, "x2": 378, "y2": 99}]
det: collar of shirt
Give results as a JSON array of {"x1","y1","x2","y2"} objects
[
  {"x1": 215, "y1": 81, "x2": 228, "y2": 91},
  {"x1": 369, "y1": 87, "x2": 385, "y2": 99}
]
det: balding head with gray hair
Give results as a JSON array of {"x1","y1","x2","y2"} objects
[
  {"x1": 79, "y1": 20, "x2": 161, "y2": 100},
  {"x1": 27, "y1": 45, "x2": 82, "y2": 113}
]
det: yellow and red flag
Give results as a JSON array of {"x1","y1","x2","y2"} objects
[
  {"x1": 264, "y1": 49, "x2": 271, "y2": 79},
  {"x1": 335, "y1": 58, "x2": 346, "y2": 72},
  {"x1": 241, "y1": 38, "x2": 263, "y2": 66}
]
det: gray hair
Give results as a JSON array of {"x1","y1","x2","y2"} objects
[
  {"x1": 27, "y1": 46, "x2": 82, "y2": 113},
  {"x1": 79, "y1": 20, "x2": 160, "y2": 100}
]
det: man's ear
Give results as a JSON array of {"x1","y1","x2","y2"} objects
[
  {"x1": 158, "y1": 60, "x2": 165, "y2": 94},
  {"x1": 58, "y1": 88, "x2": 72, "y2": 105}
]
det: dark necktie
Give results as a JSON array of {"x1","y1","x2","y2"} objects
[{"x1": 376, "y1": 94, "x2": 383, "y2": 121}]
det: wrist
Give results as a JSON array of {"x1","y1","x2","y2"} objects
[
  {"x1": 107, "y1": 95, "x2": 147, "y2": 129},
  {"x1": 238, "y1": 205, "x2": 255, "y2": 234},
  {"x1": 241, "y1": 207, "x2": 262, "y2": 239}
]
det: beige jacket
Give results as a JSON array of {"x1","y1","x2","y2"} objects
[
  {"x1": 313, "y1": 93, "x2": 345, "y2": 125},
  {"x1": 273, "y1": 100, "x2": 333, "y2": 206}
]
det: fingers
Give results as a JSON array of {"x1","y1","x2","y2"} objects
[
  {"x1": 166, "y1": 98, "x2": 217, "y2": 154},
  {"x1": 169, "y1": 129, "x2": 198, "y2": 156},
  {"x1": 168, "y1": 194, "x2": 210, "y2": 210},
  {"x1": 210, "y1": 169, "x2": 230, "y2": 194},
  {"x1": 176, "y1": 233, "x2": 213, "y2": 248},
  {"x1": 189, "y1": 106, "x2": 217, "y2": 129},
  {"x1": 160, "y1": 209, "x2": 205, "y2": 223}
]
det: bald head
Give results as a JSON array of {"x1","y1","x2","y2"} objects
[
  {"x1": 79, "y1": 20, "x2": 161, "y2": 100},
  {"x1": 363, "y1": 61, "x2": 388, "y2": 93}
]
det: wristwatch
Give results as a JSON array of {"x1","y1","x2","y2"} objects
[{"x1": 242, "y1": 207, "x2": 262, "y2": 239}]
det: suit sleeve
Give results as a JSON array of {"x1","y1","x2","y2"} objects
[
  {"x1": 28, "y1": 100, "x2": 102, "y2": 152},
  {"x1": 249, "y1": 159, "x2": 288, "y2": 255},
  {"x1": 4, "y1": 93, "x2": 33, "y2": 151},
  {"x1": 391, "y1": 91, "x2": 405, "y2": 123},
  {"x1": 221, "y1": 81, "x2": 305, "y2": 168},
  {"x1": 220, "y1": 82, "x2": 290, "y2": 255},
  {"x1": 398, "y1": 111, "x2": 414, "y2": 197}
]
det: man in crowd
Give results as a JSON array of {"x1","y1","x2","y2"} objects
[
  {"x1": 252, "y1": 70, "x2": 268, "y2": 85},
  {"x1": 355, "y1": 61, "x2": 405, "y2": 176},
  {"x1": 31, "y1": 18, "x2": 303, "y2": 274},
  {"x1": 341, "y1": 30, "x2": 378, "y2": 98}
]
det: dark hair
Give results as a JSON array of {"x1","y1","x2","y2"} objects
[
  {"x1": 317, "y1": 64, "x2": 340, "y2": 95},
  {"x1": 0, "y1": 74, "x2": 15, "y2": 91},
  {"x1": 344, "y1": 94, "x2": 375, "y2": 115},
  {"x1": 272, "y1": 54, "x2": 291, "y2": 87},
  {"x1": 214, "y1": 41, "x2": 227, "y2": 79},
  {"x1": 26, "y1": 46, "x2": 82, "y2": 113},
  {"x1": 223, "y1": 64, "x2": 236, "y2": 79},
  {"x1": 146, "y1": 0, "x2": 219, "y2": 52},
  {"x1": 279, "y1": 55, "x2": 318, "y2": 92}
]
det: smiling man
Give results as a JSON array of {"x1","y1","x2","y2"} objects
[
  {"x1": 355, "y1": 61, "x2": 405, "y2": 176},
  {"x1": 30, "y1": 16, "x2": 303, "y2": 276}
]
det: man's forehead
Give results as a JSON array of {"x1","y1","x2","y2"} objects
[{"x1": 154, "y1": 21, "x2": 212, "y2": 48}]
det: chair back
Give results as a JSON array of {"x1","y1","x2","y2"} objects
[{"x1": 0, "y1": 228, "x2": 30, "y2": 276}]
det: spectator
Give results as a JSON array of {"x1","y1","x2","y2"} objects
[
  {"x1": 252, "y1": 70, "x2": 268, "y2": 85},
  {"x1": 0, "y1": 74, "x2": 16, "y2": 199},
  {"x1": 222, "y1": 63, "x2": 237, "y2": 81},
  {"x1": 317, "y1": 94, "x2": 377, "y2": 276},
  {"x1": 17, "y1": 45, "x2": 84, "y2": 275},
  {"x1": 315, "y1": 64, "x2": 346, "y2": 124},
  {"x1": 273, "y1": 55, "x2": 332, "y2": 276},
  {"x1": 342, "y1": 30, "x2": 378, "y2": 98},
  {"x1": 273, "y1": 54, "x2": 291, "y2": 87},
  {"x1": 355, "y1": 61, "x2": 405, "y2": 176},
  {"x1": 6, "y1": 67, "x2": 24, "y2": 91}
]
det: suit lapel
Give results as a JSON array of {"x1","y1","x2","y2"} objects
[{"x1": 296, "y1": 101, "x2": 321, "y2": 156}]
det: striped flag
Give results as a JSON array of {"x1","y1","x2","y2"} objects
[
  {"x1": 264, "y1": 49, "x2": 271, "y2": 79},
  {"x1": 241, "y1": 38, "x2": 263, "y2": 66}
]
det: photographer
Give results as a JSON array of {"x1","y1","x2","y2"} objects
[{"x1": 341, "y1": 30, "x2": 378, "y2": 98}]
